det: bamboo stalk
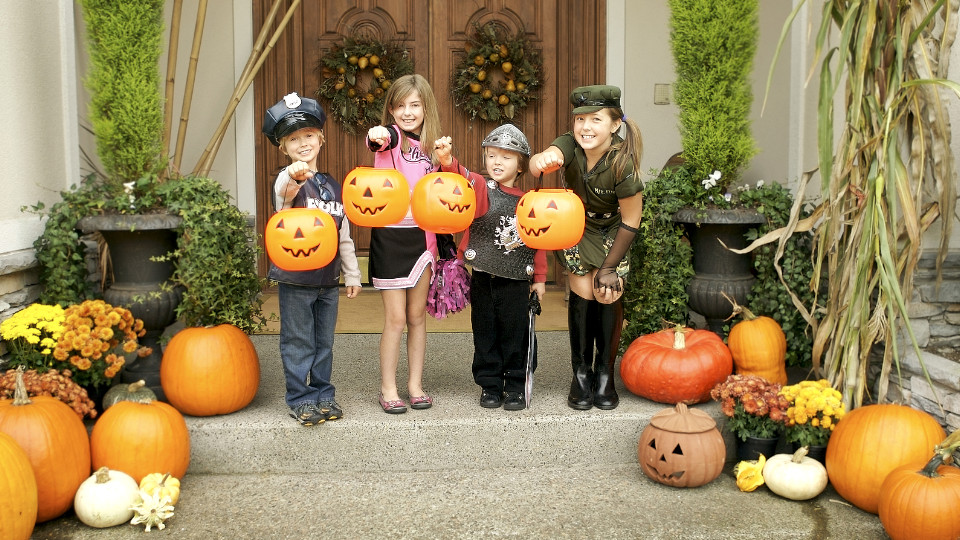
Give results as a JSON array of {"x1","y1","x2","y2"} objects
[
  {"x1": 172, "y1": 0, "x2": 208, "y2": 172},
  {"x1": 191, "y1": 0, "x2": 296, "y2": 177},
  {"x1": 161, "y1": 0, "x2": 184, "y2": 181}
]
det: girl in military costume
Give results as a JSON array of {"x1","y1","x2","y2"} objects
[
  {"x1": 529, "y1": 85, "x2": 644, "y2": 410},
  {"x1": 435, "y1": 125, "x2": 547, "y2": 411}
]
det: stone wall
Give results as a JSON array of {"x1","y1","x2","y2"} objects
[{"x1": 876, "y1": 251, "x2": 960, "y2": 432}]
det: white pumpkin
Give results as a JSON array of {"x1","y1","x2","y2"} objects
[
  {"x1": 73, "y1": 467, "x2": 141, "y2": 528},
  {"x1": 762, "y1": 446, "x2": 828, "y2": 500}
]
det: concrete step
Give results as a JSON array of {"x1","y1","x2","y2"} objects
[
  {"x1": 31, "y1": 332, "x2": 887, "y2": 539},
  {"x1": 184, "y1": 332, "x2": 703, "y2": 475},
  {"x1": 32, "y1": 466, "x2": 887, "y2": 540}
]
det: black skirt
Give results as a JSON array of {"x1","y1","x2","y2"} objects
[{"x1": 369, "y1": 227, "x2": 431, "y2": 289}]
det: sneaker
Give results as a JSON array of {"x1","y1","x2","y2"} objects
[
  {"x1": 480, "y1": 389, "x2": 503, "y2": 408},
  {"x1": 503, "y1": 391, "x2": 525, "y2": 411},
  {"x1": 317, "y1": 400, "x2": 343, "y2": 421},
  {"x1": 289, "y1": 402, "x2": 325, "y2": 426}
]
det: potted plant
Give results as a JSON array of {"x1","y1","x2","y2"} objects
[
  {"x1": 24, "y1": 1, "x2": 269, "y2": 400},
  {"x1": 780, "y1": 379, "x2": 846, "y2": 464},
  {"x1": 711, "y1": 373, "x2": 789, "y2": 460},
  {"x1": 665, "y1": 0, "x2": 765, "y2": 333},
  {"x1": 622, "y1": 170, "x2": 817, "y2": 368},
  {"x1": 0, "y1": 299, "x2": 152, "y2": 412}
]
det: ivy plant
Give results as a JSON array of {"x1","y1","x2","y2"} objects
[
  {"x1": 622, "y1": 166, "x2": 697, "y2": 350},
  {"x1": 738, "y1": 182, "x2": 817, "y2": 368}
]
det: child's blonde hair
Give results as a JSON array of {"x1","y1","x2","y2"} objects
[{"x1": 381, "y1": 74, "x2": 442, "y2": 166}]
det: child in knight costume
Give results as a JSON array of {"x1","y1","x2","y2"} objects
[
  {"x1": 435, "y1": 125, "x2": 547, "y2": 410},
  {"x1": 529, "y1": 85, "x2": 644, "y2": 410}
]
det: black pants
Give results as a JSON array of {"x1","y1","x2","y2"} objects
[{"x1": 470, "y1": 270, "x2": 537, "y2": 393}]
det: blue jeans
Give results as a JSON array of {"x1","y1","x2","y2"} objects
[{"x1": 277, "y1": 283, "x2": 339, "y2": 408}]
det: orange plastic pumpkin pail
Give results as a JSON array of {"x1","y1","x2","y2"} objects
[
  {"x1": 342, "y1": 167, "x2": 410, "y2": 227},
  {"x1": 516, "y1": 188, "x2": 585, "y2": 250},
  {"x1": 265, "y1": 208, "x2": 337, "y2": 271},
  {"x1": 411, "y1": 172, "x2": 477, "y2": 233}
]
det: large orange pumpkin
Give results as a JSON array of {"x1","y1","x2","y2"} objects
[
  {"x1": 515, "y1": 188, "x2": 585, "y2": 250},
  {"x1": 90, "y1": 397, "x2": 190, "y2": 483},
  {"x1": 265, "y1": 208, "x2": 337, "y2": 271},
  {"x1": 726, "y1": 299, "x2": 787, "y2": 384},
  {"x1": 0, "y1": 431, "x2": 37, "y2": 540},
  {"x1": 161, "y1": 324, "x2": 261, "y2": 416},
  {"x1": 825, "y1": 403, "x2": 946, "y2": 514},
  {"x1": 620, "y1": 327, "x2": 733, "y2": 404},
  {"x1": 878, "y1": 433, "x2": 960, "y2": 540},
  {"x1": 342, "y1": 167, "x2": 410, "y2": 227},
  {"x1": 0, "y1": 369, "x2": 91, "y2": 523},
  {"x1": 411, "y1": 172, "x2": 476, "y2": 233}
]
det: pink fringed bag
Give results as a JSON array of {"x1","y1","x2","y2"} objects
[{"x1": 427, "y1": 234, "x2": 471, "y2": 319}]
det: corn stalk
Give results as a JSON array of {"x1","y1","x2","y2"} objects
[{"x1": 762, "y1": 0, "x2": 959, "y2": 410}]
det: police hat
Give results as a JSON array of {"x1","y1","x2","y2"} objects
[
  {"x1": 262, "y1": 93, "x2": 326, "y2": 146},
  {"x1": 570, "y1": 85, "x2": 622, "y2": 114}
]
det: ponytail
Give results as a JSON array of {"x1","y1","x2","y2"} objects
[{"x1": 606, "y1": 109, "x2": 643, "y2": 179}]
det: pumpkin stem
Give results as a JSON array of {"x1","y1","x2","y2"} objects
[
  {"x1": 920, "y1": 453, "x2": 947, "y2": 477},
  {"x1": 674, "y1": 402, "x2": 689, "y2": 415},
  {"x1": 791, "y1": 446, "x2": 809, "y2": 463},
  {"x1": 127, "y1": 380, "x2": 147, "y2": 393},
  {"x1": 721, "y1": 291, "x2": 757, "y2": 322},
  {"x1": 11, "y1": 366, "x2": 32, "y2": 406},
  {"x1": 94, "y1": 466, "x2": 112, "y2": 484},
  {"x1": 160, "y1": 472, "x2": 171, "y2": 486},
  {"x1": 671, "y1": 325, "x2": 689, "y2": 349}
]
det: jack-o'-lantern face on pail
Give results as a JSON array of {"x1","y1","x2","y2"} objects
[
  {"x1": 342, "y1": 167, "x2": 410, "y2": 227},
  {"x1": 515, "y1": 189, "x2": 585, "y2": 249},
  {"x1": 411, "y1": 172, "x2": 476, "y2": 233},
  {"x1": 265, "y1": 208, "x2": 337, "y2": 271}
]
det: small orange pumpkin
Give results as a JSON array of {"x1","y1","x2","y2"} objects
[
  {"x1": 0, "y1": 368, "x2": 91, "y2": 523},
  {"x1": 515, "y1": 188, "x2": 585, "y2": 250},
  {"x1": 342, "y1": 167, "x2": 410, "y2": 227},
  {"x1": 878, "y1": 431, "x2": 960, "y2": 540},
  {"x1": 825, "y1": 403, "x2": 946, "y2": 514},
  {"x1": 725, "y1": 293, "x2": 787, "y2": 384},
  {"x1": 620, "y1": 326, "x2": 733, "y2": 404},
  {"x1": 0, "y1": 431, "x2": 37, "y2": 540},
  {"x1": 411, "y1": 172, "x2": 476, "y2": 233},
  {"x1": 161, "y1": 324, "x2": 261, "y2": 416},
  {"x1": 265, "y1": 208, "x2": 337, "y2": 271},
  {"x1": 90, "y1": 396, "x2": 190, "y2": 483}
]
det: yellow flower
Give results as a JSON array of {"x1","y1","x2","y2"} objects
[{"x1": 734, "y1": 454, "x2": 766, "y2": 492}]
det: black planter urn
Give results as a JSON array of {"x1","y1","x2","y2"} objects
[
  {"x1": 78, "y1": 214, "x2": 183, "y2": 401},
  {"x1": 673, "y1": 207, "x2": 766, "y2": 335}
]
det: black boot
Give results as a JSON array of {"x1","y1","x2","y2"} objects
[
  {"x1": 593, "y1": 299, "x2": 623, "y2": 410},
  {"x1": 567, "y1": 293, "x2": 595, "y2": 410}
]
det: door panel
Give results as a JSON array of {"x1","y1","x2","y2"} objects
[{"x1": 254, "y1": 0, "x2": 605, "y2": 282}]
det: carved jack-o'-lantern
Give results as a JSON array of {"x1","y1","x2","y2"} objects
[
  {"x1": 342, "y1": 167, "x2": 410, "y2": 227},
  {"x1": 515, "y1": 188, "x2": 585, "y2": 250},
  {"x1": 637, "y1": 403, "x2": 725, "y2": 488},
  {"x1": 411, "y1": 172, "x2": 476, "y2": 233},
  {"x1": 265, "y1": 208, "x2": 337, "y2": 271}
]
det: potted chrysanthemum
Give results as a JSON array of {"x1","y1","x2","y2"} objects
[
  {"x1": 780, "y1": 379, "x2": 846, "y2": 464},
  {"x1": 711, "y1": 374, "x2": 789, "y2": 460}
]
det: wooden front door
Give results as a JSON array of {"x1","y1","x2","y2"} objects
[{"x1": 254, "y1": 0, "x2": 606, "y2": 281}]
